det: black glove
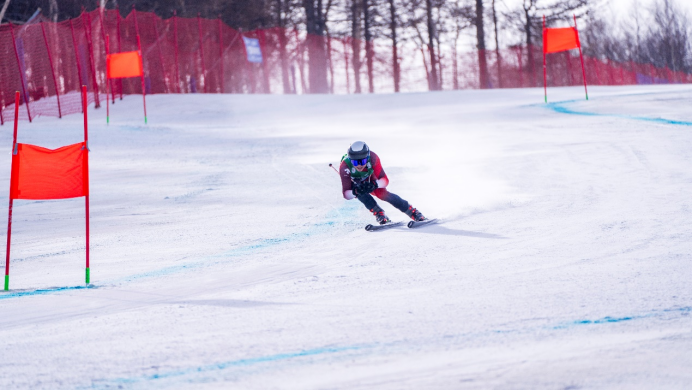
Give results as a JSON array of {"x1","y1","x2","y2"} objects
[{"x1": 361, "y1": 181, "x2": 377, "y2": 194}]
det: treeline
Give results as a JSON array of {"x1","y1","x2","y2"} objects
[{"x1": 1, "y1": 0, "x2": 690, "y2": 85}]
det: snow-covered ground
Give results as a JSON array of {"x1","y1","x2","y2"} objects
[{"x1": 0, "y1": 85, "x2": 690, "y2": 389}]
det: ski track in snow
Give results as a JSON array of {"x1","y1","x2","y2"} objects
[{"x1": 0, "y1": 85, "x2": 690, "y2": 389}]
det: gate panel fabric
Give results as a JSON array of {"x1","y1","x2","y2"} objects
[
  {"x1": 107, "y1": 51, "x2": 143, "y2": 78},
  {"x1": 10, "y1": 142, "x2": 89, "y2": 200},
  {"x1": 544, "y1": 27, "x2": 580, "y2": 54}
]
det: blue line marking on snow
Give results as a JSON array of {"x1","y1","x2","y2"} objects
[
  {"x1": 544, "y1": 100, "x2": 692, "y2": 126},
  {"x1": 85, "y1": 305, "x2": 689, "y2": 388},
  {"x1": 552, "y1": 306, "x2": 690, "y2": 329},
  {"x1": 85, "y1": 344, "x2": 370, "y2": 389},
  {"x1": 0, "y1": 284, "x2": 98, "y2": 300},
  {"x1": 0, "y1": 203, "x2": 360, "y2": 299}
]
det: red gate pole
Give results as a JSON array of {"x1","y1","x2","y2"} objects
[
  {"x1": 197, "y1": 14, "x2": 208, "y2": 93},
  {"x1": 10, "y1": 24, "x2": 32, "y2": 122},
  {"x1": 258, "y1": 30, "x2": 271, "y2": 93},
  {"x1": 5, "y1": 92, "x2": 20, "y2": 290},
  {"x1": 0, "y1": 92, "x2": 4, "y2": 125},
  {"x1": 174, "y1": 11, "x2": 180, "y2": 93},
  {"x1": 542, "y1": 15, "x2": 547, "y2": 103},
  {"x1": 219, "y1": 16, "x2": 224, "y2": 93},
  {"x1": 41, "y1": 22, "x2": 62, "y2": 118},
  {"x1": 574, "y1": 14, "x2": 588, "y2": 100},
  {"x1": 69, "y1": 20, "x2": 85, "y2": 112},
  {"x1": 137, "y1": 35, "x2": 147, "y2": 124},
  {"x1": 105, "y1": 34, "x2": 110, "y2": 124},
  {"x1": 82, "y1": 85, "x2": 90, "y2": 285},
  {"x1": 133, "y1": 7, "x2": 148, "y2": 123}
]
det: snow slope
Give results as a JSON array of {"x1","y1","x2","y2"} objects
[{"x1": 0, "y1": 85, "x2": 690, "y2": 389}]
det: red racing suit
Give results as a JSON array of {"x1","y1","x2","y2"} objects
[{"x1": 339, "y1": 151, "x2": 390, "y2": 200}]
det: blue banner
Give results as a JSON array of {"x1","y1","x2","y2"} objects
[{"x1": 243, "y1": 37, "x2": 263, "y2": 63}]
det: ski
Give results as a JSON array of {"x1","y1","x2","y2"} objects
[
  {"x1": 407, "y1": 218, "x2": 438, "y2": 229},
  {"x1": 365, "y1": 221, "x2": 405, "y2": 232}
]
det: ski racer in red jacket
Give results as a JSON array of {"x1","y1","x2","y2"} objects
[{"x1": 340, "y1": 141, "x2": 426, "y2": 225}]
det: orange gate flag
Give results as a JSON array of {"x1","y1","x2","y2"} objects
[
  {"x1": 543, "y1": 27, "x2": 580, "y2": 53},
  {"x1": 106, "y1": 51, "x2": 143, "y2": 79},
  {"x1": 10, "y1": 142, "x2": 89, "y2": 200}
]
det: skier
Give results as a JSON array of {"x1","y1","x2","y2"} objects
[{"x1": 340, "y1": 141, "x2": 426, "y2": 225}]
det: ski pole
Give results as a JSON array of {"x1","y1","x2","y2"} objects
[{"x1": 328, "y1": 163, "x2": 339, "y2": 175}]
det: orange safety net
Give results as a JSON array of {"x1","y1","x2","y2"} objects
[
  {"x1": 10, "y1": 142, "x2": 89, "y2": 200},
  {"x1": 107, "y1": 51, "x2": 143, "y2": 79},
  {"x1": 543, "y1": 27, "x2": 580, "y2": 54}
]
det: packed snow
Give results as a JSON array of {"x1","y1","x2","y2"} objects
[{"x1": 0, "y1": 84, "x2": 690, "y2": 389}]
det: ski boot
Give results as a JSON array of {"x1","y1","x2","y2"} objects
[
  {"x1": 405, "y1": 205, "x2": 426, "y2": 222},
  {"x1": 370, "y1": 205, "x2": 391, "y2": 225}
]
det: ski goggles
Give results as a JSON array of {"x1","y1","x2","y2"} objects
[{"x1": 350, "y1": 158, "x2": 368, "y2": 166}]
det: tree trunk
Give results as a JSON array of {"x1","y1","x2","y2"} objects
[
  {"x1": 304, "y1": 0, "x2": 329, "y2": 93},
  {"x1": 389, "y1": 0, "x2": 399, "y2": 92},
  {"x1": 363, "y1": 0, "x2": 374, "y2": 93},
  {"x1": 492, "y1": 0, "x2": 501, "y2": 88},
  {"x1": 475, "y1": 0, "x2": 489, "y2": 89},
  {"x1": 351, "y1": 0, "x2": 362, "y2": 93},
  {"x1": 277, "y1": 0, "x2": 292, "y2": 93},
  {"x1": 425, "y1": 0, "x2": 438, "y2": 90}
]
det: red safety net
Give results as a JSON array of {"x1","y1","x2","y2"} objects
[
  {"x1": 0, "y1": 9, "x2": 691, "y2": 124},
  {"x1": 10, "y1": 142, "x2": 89, "y2": 200}
]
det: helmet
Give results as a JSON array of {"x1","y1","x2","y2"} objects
[{"x1": 348, "y1": 141, "x2": 370, "y2": 160}]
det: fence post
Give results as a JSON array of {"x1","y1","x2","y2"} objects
[
  {"x1": 10, "y1": 24, "x2": 32, "y2": 122},
  {"x1": 197, "y1": 13, "x2": 208, "y2": 93},
  {"x1": 152, "y1": 13, "x2": 169, "y2": 93},
  {"x1": 174, "y1": 11, "x2": 181, "y2": 93},
  {"x1": 82, "y1": 12, "x2": 101, "y2": 108},
  {"x1": 69, "y1": 20, "x2": 85, "y2": 112},
  {"x1": 117, "y1": 8, "x2": 123, "y2": 99},
  {"x1": 133, "y1": 8, "x2": 148, "y2": 123},
  {"x1": 41, "y1": 22, "x2": 62, "y2": 118},
  {"x1": 218, "y1": 16, "x2": 224, "y2": 93},
  {"x1": 257, "y1": 30, "x2": 271, "y2": 93}
]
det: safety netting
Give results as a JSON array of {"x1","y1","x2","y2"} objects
[{"x1": 1, "y1": 9, "x2": 690, "y2": 124}]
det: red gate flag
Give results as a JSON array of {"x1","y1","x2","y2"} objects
[
  {"x1": 542, "y1": 15, "x2": 588, "y2": 102},
  {"x1": 10, "y1": 142, "x2": 89, "y2": 200},
  {"x1": 106, "y1": 51, "x2": 143, "y2": 79},
  {"x1": 543, "y1": 27, "x2": 580, "y2": 53}
]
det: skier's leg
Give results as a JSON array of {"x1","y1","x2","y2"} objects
[
  {"x1": 356, "y1": 193, "x2": 378, "y2": 210},
  {"x1": 356, "y1": 193, "x2": 391, "y2": 224},
  {"x1": 373, "y1": 188, "x2": 409, "y2": 212},
  {"x1": 374, "y1": 188, "x2": 426, "y2": 221}
]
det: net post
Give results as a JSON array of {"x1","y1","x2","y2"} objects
[
  {"x1": 82, "y1": 11, "x2": 101, "y2": 109},
  {"x1": 542, "y1": 15, "x2": 547, "y2": 103},
  {"x1": 106, "y1": 34, "x2": 110, "y2": 124},
  {"x1": 40, "y1": 21, "x2": 62, "y2": 118},
  {"x1": 218, "y1": 15, "x2": 224, "y2": 94},
  {"x1": 574, "y1": 14, "x2": 588, "y2": 100},
  {"x1": 133, "y1": 9, "x2": 147, "y2": 124},
  {"x1": 197, "y1": 13, "x2": 208, "y2": 93},
  {"x1": 69, "y1": 20, "x2": 85, "y2": 113},
  {"x1": 5, "y1": 92, "x2": 20, "y2": 291},
  {"x1": 10, "y1": 24, "x2": 33, "y2": 122},
  {"x1": 174, "y1": 11, "x2": 180, "y2": 93}
]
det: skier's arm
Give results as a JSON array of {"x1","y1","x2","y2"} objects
[
  {"x1": 340, "y1": 161, "x2": 357, "y2": 200},
  {"x1": 370, "y1": 152, "x2": 389, "y2": 189}
]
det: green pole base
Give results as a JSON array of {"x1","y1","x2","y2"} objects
[
  {"x1": 144, "y1": 116, "x2": 148, "y2": 124},
  {"x1": 4, "y1": 275, "x2": 8, "y2": 291},
  {"x1": 86, "y1": 267, "x2": 90, "y2": 285},
  {"x1": 107, "y1": 116, "x2": 110, "y2": 124}
]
